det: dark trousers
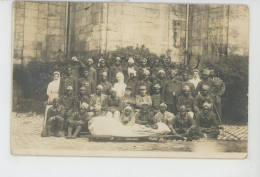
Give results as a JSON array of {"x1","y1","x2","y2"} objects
[{"x1": 166, "y1": 103, "x2": 177, "y2": 115}]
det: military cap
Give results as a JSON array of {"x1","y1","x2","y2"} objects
[
  {"x1": 110, "y1": 87, "x2": 117, "y2": 93},
  {"x1": 128, "y1": 57, "x2": 135, "y2": 63},
  {"x1": 87, "y1": 58, "x2": 93, "y2": 64},
  {"x1": 158, "y1": 70, "x2": 165, "y2": 74},
  {"x1": 179, "y1": 105, "x2": 186, "y2": 112},
  {"x1": 53, "y1": 71, "x2": 60, "y2": 76},
  {"x1": 143, "y1": 69, "x2": 150, "y2": 75},
  {"x1": 141, "y1": 58, "x2": 147, "y2": 63},
  {"x1": 160, "y1": 103, "x2": 167, "y2": 108},
  {"x1": 202, "y1": 84, "x2": 210, "y2": 91},
  {"x1": 115, "y1": 57, "x2": 121, "y2": 61},
  {"x1": 80, "y1": 87, "x2": 86, "y2": 91},
  {"x1": 71, "y1": 56, "x2": 77, "y2": 61},
  {"x1": 124, "y1": 106, "x2": 132, "y2": 111},
  {"x1": 202, "y1": 69, "x2": 211, "y2": 75},
  {"x1": 139, "y1": 85, "x2": 147, "y2": 90},
  {"x1": 66, "y1": 86, "x2": 73, "y2": 90},
  {"x1": 101, "y1": 72, "x2": 108, "y2": 76},
  {"x1": 154, "y1": 84, "x2": 161, "y2": 89},
  {"x1": 203, "y1": 102, "x2": 212, "y2": 109},
  {"x1": 192, "y1": 69, "x2": 199, "y2": 73},
  {"x1": 96, "y1": 85, "x2": 103, "y2": 90},
  {"x1": 99, "y1": 58, "x2": 105, "y2": 63}
]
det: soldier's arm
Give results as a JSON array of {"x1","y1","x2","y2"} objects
[
  {"x1": 135, "y1": 95, "x2": 142, "y2": 109},
  {"x1": 91, "y1": 80, "x2": 95, "y2": 94},
  {"x1": 147, "y1": 96, "x2": 152, "y2": 106},
  {"x1": 211, "y1": 113, "x2": 219, "y2": 128},
  {"x1": 161, "y1": 82, "x2": 167, "y2": 102},
  {"x1": 193, "y1": 96, "x2": 200, "y2": 113},
  {"x1": 176, "y1": 96, "x2": 182, "y2": 112}
]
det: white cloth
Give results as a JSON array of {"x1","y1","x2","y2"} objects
[
  {"x1": 46, "y1": 79, "x2": 60, "y2": 102},
  {"x1": 189, "y1": 78, "x2": 201, "y2": 89},
  {"x1": 88, "y1": 116, "x2": 171, "y2": 137},
  {"x1": 113, "y1": 83, "x2": 126, "y2": 97}
]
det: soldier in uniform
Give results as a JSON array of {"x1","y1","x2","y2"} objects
[
  {"x1": 78, "y1": 70, "x2": 95, "y2": 97},
  {"x1": 97, "y1": 58, "x2": 109, "y2": 84},
  {"x1": 66, "y1": 104, "x2": 90, "y2": 139},
  {"x1": 123, "y1": 57, "x2": 138, "y2": 81},
  {"x1": 135, "y1": 103, "x2": 154, "y2": 126},
  {"x1": 197, "y1": 103, "x2": 220, "y2": 138},
  {"x1": 120, "y1": 106, "x2": 135, "y2": 126},
  {"x1": 152, "y1": 70, "x2": 167, "y2": 94},
  {"x1": 59, "y1": 86, "x2": 77, "y2": 120},
  {"x1": 135, "y1": 85, "x2": 152, "y2": 112},
  {"x1": 86, "y1": 58, "x2": 97, "y2": 85},
  {"x1": 136, "y1": 69, "x2": 152, "y2": 95},
  {"x1": 125, "y1": 70, "x2": 138, "y2": 96},
  {"x1": 193, "y1": 84, "x2": 214, "y2": 115},
  {"x1": 76, "y1": 87, "x2": 90, "y2": 109},
  {"x1": 60, "y1": 66, "x2": 78, "y2": 96},
  {"x1": 89, "y1": 85, "x2": 107, "y2": 112},
  {"x1": 103, "y1": 88, "x2": 123, "y2": 115},
  {"x1": 180, "y1": 71, "x2": 196, "y2": 97},
  {"x1": 99, "y1": 72, "x2": 112, "y2": 95},
  {"x1": 109, "y1": 57, "x2": 123, "y2": 84},
  {"x1": 177, "y1": 85, "x2": 195, "y2": 118},
  {"x1": 136, "y1": 58, "x2": 150, "y2": 80},
  {"x1": 196, "y1": 69, "x2": 218, "y2": 95},
  {"x1": 151, "y1": 84, "x2": 163, "y2": 114},
  {"x1": 46, "y1": 98, "x2": 65, "y2": 137},
  {"x1": 70, "y1": 56, "x2": 86, "y2": 80},
  {"x1": 122, "y1": 86, "x2": 136, "y2": 108},
  {"x1": 150, "y1": 59, "x2": 162, "y2": 82},
  {"x1": 162, "y1": 70, "x2": 183, "y2": 114}
]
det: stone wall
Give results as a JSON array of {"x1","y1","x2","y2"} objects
[{"x1": 13, "y1": 1, "x2": 67, "y2": 64}]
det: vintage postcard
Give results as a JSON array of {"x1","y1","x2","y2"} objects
[{"x1": 11, "y1": 1, "x2": 248, "y2": 158}]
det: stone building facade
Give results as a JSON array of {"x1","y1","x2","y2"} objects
[{"x1": 12, "y1": 2, "x2": 249, "y2": 64}]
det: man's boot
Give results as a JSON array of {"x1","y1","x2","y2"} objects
[{"x1": 71, "y1": 126, "x2": 82, "y2": 139}]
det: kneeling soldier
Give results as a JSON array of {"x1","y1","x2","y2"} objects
[
  {"x1": 197, "y1": 103, "x2": 220, "y2": 139},
  {"x1": 66, "y1": 103, "x2": 89, "y2": 139},
  {"x1": 46, "y1": 98, "x2": 65, "y2": 137}
]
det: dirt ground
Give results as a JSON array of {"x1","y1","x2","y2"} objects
[{"x1": 10, "y1": 112, "x2": 248, "y2": 156}]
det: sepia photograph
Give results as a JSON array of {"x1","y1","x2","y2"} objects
[{"x1": 11, "y1": 1, "x2": 248, "y2": 158}]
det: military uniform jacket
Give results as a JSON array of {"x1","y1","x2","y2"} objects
[
  {"x1": 151, "y1": 94, "x2": 163, "y2": 111},
  {"x1": 196, "y1": 79, "x2": 218, "y2": 96},
  {"x1": 60, "y1": 75, "x2": 78, "y2": 95},
  {"x1": 47, "y1": 105, "x2": 65, "y2": 119},
  {"x1": 100, "y1": 81, "x2": 112, "y2": 95},
  {"x1": 89, "y1": 94, "x2": 107, "y2": 110},
  {"x1": 78, "y1": 77, "x2": 95, "y2": 96},
  {"x1": 177, "y1": 94, "x2": 194, "y2": 112},
  {"x1": 126, "y1": 77, "x2": 138, "y2": 96},
  {"x1": 135, "y1": 94, "x2": 152, "y2": 109},
  {"x1": 76, "y1": 94, "x2": 90, "y2": 106},
  {"x1": 193, "y1": 94, "x2": 214, "y2": 112},
  {"x1": 70, "y1": 62, "x2": 86, "y2": 80},
  {"x1": 86, "y1": 66, "x2": 97, "y2": 85},
  {"x1": 59, "y1": 94, "x2": 77, "y2": 110},
  {"x1": 162, "y1": 79, "x2": 182, "y2": 104},
  {"x1": 153, "y1": 111, "x2": 174, "y2": 125},
  {"x1": 197, "y1": 112, "x2": 218, "y2": 128},
  {"x1": 103, "y1": 95, "x2": 123, "y2": 112},
  {"x1": 122, "y1": 95, "x2": 136, "y2": 107},
  {"x1": 97, "y1": 67, "x2": 109, "y2": 84},
  {"x1": 172, "y1": 113, "x2": 195, "y2": 129},
  {"x1": 136, "y1": 66, "x2": 150, "y2": 80}
]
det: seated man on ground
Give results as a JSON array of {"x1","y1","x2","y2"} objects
[
  {"x1": 135, "y1": 103, "x2": 154, "y2": 127},
  {"x1": 66, "y1": 103, "x2": 89, "y2": 139},
  {"x1": 89, "y1": 85, "x2": 107, "y2": 113},
  {"x1": 196, "y1": 103, "x2": 220, "y2": 139},
  {"x1": 46, "y1": 98, "x2": 65, "y2": 137},
  {"x1": 151, "y1": 84, "x2": 163, "y2": 114},
  {"x1": 153, "y1": 103, "x2": 174, "y2": 130},
  {"x1": 120, "y1": 106, "x2": 135, "y2": 126},
  {"x1": 171, "y1": 105, "x2": 201, "y2": 140}
]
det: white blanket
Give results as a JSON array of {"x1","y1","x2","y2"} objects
[{"x1": 88, "y1": 116, "x2": 171, "y2": 137}]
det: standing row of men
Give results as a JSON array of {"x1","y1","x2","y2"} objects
[{"x1": 45, "y1": 56, "x2": 225, "y2": 140}]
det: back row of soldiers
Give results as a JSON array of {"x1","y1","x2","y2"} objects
[{"x1": 45, "y1": 56, "x2": 225, "y2": 139}]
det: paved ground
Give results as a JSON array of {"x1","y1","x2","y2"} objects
[{"x1": 11, "y1": 112, "x2": 248, "y2": 155}]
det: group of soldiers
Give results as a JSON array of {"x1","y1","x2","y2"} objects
[{"x1": 45, "y1": 56, "x2": 225, "y2": 140}]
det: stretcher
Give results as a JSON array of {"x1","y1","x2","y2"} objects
[{"x1": 79, "y1": 132, "x2": 184, "y2": 142}]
